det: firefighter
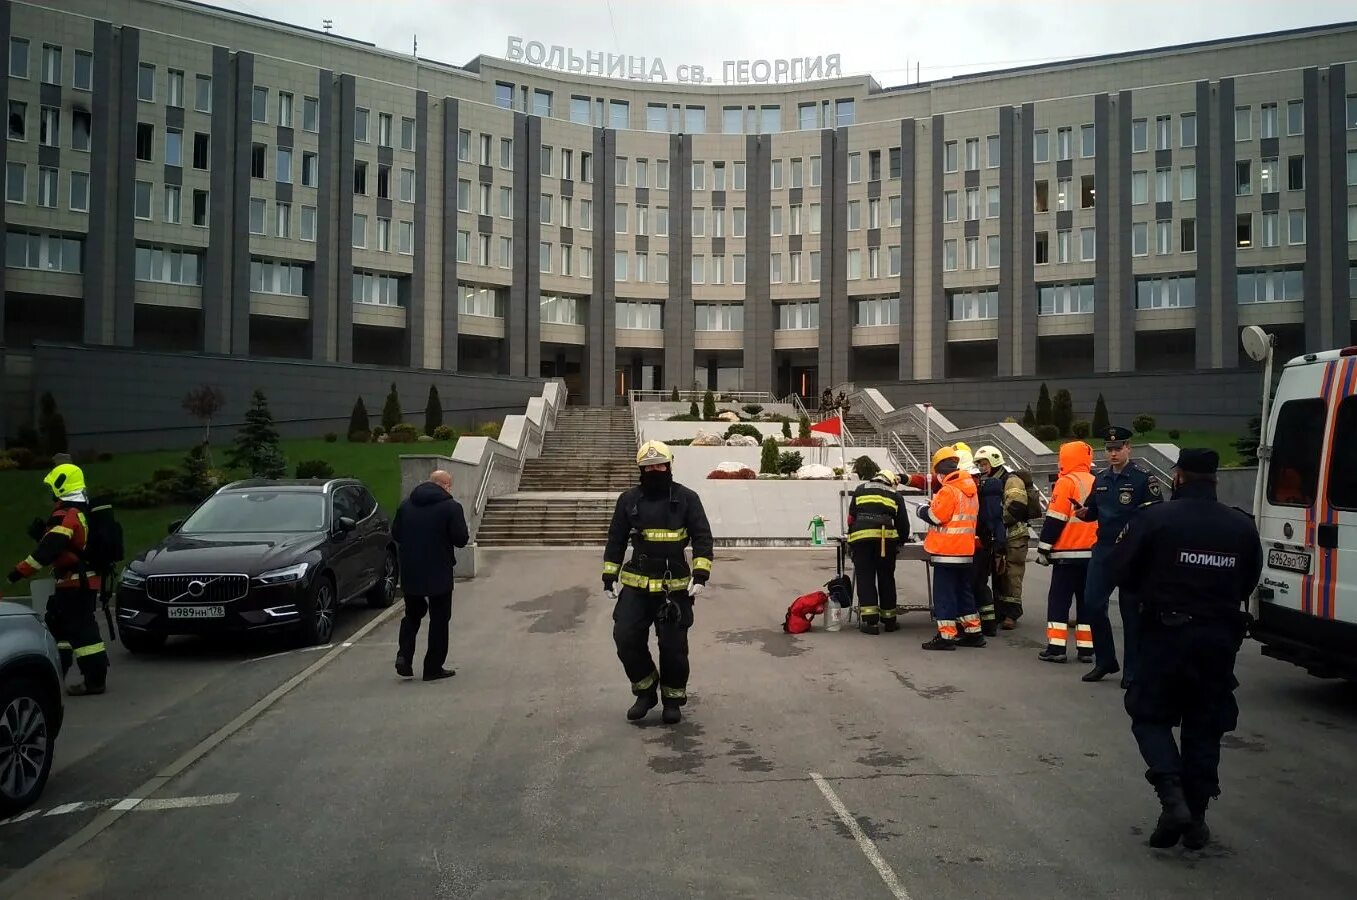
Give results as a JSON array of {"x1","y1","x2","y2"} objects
[
  {"x1": 914, "y1": 446, "x2": 984, "y2": 650},
  {"x1": 1109, "y1": 449, "x2": 1261, "y2": 850},
  {"x1": 847, "y1": 469, "x2": 907, "y2": 634},
  {"x1": 975, "y1": 445, "x2": 1031, "y2": 632},
  {"x1": 1034, "y1": 441, "x2": 1099, "y2": 664},
  {"x1": 1074, "y1": 425, "x2": 1164, "y2": 686},
  {"x1": 7, "y1": 463, "x2": 109, "y2": 695},
  {"x1": 603, "y1": 441, "x2": 714, "y2": 725}
]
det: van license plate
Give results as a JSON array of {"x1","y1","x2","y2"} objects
[
  {"x1": 166, "y1": 605, "x2": 225, "y2": 619},
  {"x1": 1267, "y1": 549, "x2": 1311, "y2": 575}
]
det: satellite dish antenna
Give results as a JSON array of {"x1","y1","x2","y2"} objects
[{"x1": 1240, "y1": 325, "x2": 1272, "y2": 363}]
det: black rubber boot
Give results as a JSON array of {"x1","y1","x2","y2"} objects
[
  {"x1": 627, "y1": 690, "x2": 658, "y2": 721},
  {"x1": 921, "y1": 635, "x2": 956, "y2": 651},
  {"x1": 957, "y1": 633, "x2": 988, "y2": 648},
  {"x1": 882, "y1": 619, "x2": 899, "y2": 633},
  {"x1": 661, "y1": 702, "x2": 682, "y2": 725},
  {"x1": 1149, "y1": 777, "x2": 1193, "y2": 848},
  {"x1": 859, "y1": 621, "x2": 880, "y2": 635},
  {"x1": 1182, "y1": 794, "x2": 1211, "y2": 850},
  {"x1": 981, "y1": 621, "x2": 998, "y2": 637},
  {"x1": 1037, "y1": 648, "x2": 1067, "y2": 663},
  {"x1": 67, "y1": 682, "x2": 106, "y2": 696},
  {"x1": 1076, "y1": 652, "x2": 1093, "y2": 664}
]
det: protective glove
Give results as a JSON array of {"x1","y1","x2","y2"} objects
[
  {"x1": 603, "y1": 576, "x2": 618, "y2": 601},
  {"x1": 688, "y1": 582, "x2": 706, "y2": 600},
  {"x1": 1035, "y1": 549, "x2": 1052, "y2": 568},
  {"x1": 914, "y1": 503, "x2": 932, "y2": 525}
]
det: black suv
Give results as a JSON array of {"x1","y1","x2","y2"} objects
[{"x1": 114, "y1": 479, "x2": 397, "y2": 651}]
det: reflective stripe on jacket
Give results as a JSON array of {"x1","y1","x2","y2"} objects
[
  {"x1": 923, "y1": 471, "x2": 979, "y2": 565},
  {"x1": 846, "y1": 483, "x2": 905, "y2": 544},
  {"x1": 1037, "y1": 442, "x2": 1098, "y2": 560}
]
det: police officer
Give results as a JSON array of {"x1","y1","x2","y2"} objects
[
  {"x1": 1074, "y1": 425, "x2": 1162, "y2": 686},
  {"x1": 846, "y1": 469, "x2": 907, "y2": 634},
  {"x1": 603, "y1": 441, "x2": 714, "y2": 725},
  {"x1": 7, "y1": 464, "x2": 110, "y2": 695},
  {"x1": 1109, "y1": 449, "x2": 1261, "y2": 850}
]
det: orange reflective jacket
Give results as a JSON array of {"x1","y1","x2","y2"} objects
[
  {"x1": 923, "y1": 470, "x2": 979, "y2": 565},
  {"x1": 1037, "y1": 442, "x2": 1098, "y2": 560}
]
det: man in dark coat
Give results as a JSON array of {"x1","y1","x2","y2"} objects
[{"x1": 392, "y1": 469, "x2": 469, "y2": 681}]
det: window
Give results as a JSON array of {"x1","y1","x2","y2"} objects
[
  {"x1": 539, "y1": 193, "x2": 554, "y2": 225},
  {"x1": 1282, "y1": 99, "x2": 1304, "y2": 137},
  {"x1": 868, "y1": 199, "x2": 880, "y2": 229},
  {"x1": 276, "y1": 146, "x2": 292, "y2": 183},
  {"x1": 685, "y1": 105, "x2": 707, "y2": 133},
  {"x1": 847, "y1": 201, "x2": 860, "y2": 231},
  {"x1": 1038, "y1": 282, "x2": 1095, "y2": 315},
  {"x1": 835, "y1": 99, "x2": 855, "y2": 127},
  {"x1": 353, "y1": 161, "x2": 367, "y2": 195},
  {"x1": 888, "y1": 245, "x2": 901, "y2": 276},
  {"x1": 1260, "y1": 157, "x2": 1278, "y2": 195},
  {"x1": 1181, "y1": 218, "x2": 1196, "y2": 253},
  {"x1": 986, "y1": 134, "x2": 1000, "y2": 168},
  {"x1": 713, "y1": 206, "x2": 725, "y2": 237},
  {"x1": 944, "y1": 190, "x2": 958, "y2": 222},
  {"x1": 767, "y1": 207, "x2": 778, "y2": 236},
  {"x1": 194, "y1": 190, "x2": 214, "y2": 230},
  {"x1": 1080, "y1": 175, "x2": 1095, "y2": 209},
  {"x1": 809, "y1": 156, "x2": 821, "y2": 187},
  {"x1": 657, "y1": 158, "x2": 669, "y2": 189},
  {"x1": 400, "y1": 169, "x2": 415, "y2": 203},
  {"x1": 353, "y1": 272, "x2": 405, "y2": 307},
  {"x1": 1081, "y1": 124, "x2": 1097, "y2": 157},
  {"x1": 696, "y1": 304, "x2": 743, "y2": 331},
  {"x1": 615, "y1": 250, "x2": 627, "y2": 282},
  {"x1": 1056, "y1": 177, "x2": 1072, "y2": 212},
  {"x1": 540, "y1": 145, "x2": 553, "y2": 177},
  {"x1": 1080, "y1": 227, "x2": 1096, "y2": 261},
  {"x1": 1135, "y1": 275, "x2": 1196, "y2": 309},
  {"x1": 1349, "y1": 94, "x2": 1357, "y2": 130},
  {"x1": 643, "y1": 103, "x2": 669, "y2": 133},
  {"x1": 249, "y1": 258, "x2": 306, "y2": 296},
  {"x1": 691, "y1": 160, "x2": 704, "y2": 190},
  {"x1": 396, "y1": 117, "x2": 415, "y2": 153},
  {"x1": 499, "y1": 236, "x2": 513, "y2": 269},
  {"x1": 532, "y1": 89, "x2": 552, "y2": 118},
  {"x1": 889, "y1": 196, "x2": 902, "y2": 226},
  {"x1": 1131, "y1": 222, "x2": 1148, "y2": 257},
  {"x1": 585, "y1": 199, "x2": 598, "y2": 231},
  {"x1": 133, "y1": 245, "x2": 200, "y2": 285},
  {"x1": 1034, "y1": 180, "x2": 1049, "y2": 213},
  {"x1": 1057, "y1": 229, "x2": 1071, "y2": 263},
  {"x1": 1260, "y1": 103, "x2": 1278, "y2": 139},
  {"x1": 944, "y1": 141, "x2": 958, "y2": 172},
  {"x1": 498, "y1": 185, "x2": 512, "y2": 218},
  {"x1": 275, "y1": 202, "x2": 291, "y2": 238},
  {"x1": 1180, "y1": 165, "x2": 1196, "y2": 201},
  {"x1": 1260, "y1": 211, "x2": 1280, "y2": 248},
  {"x1": 1181, "y1": 113, "x2": 1198, "y2": 148},
  {"x1": 136, "y1": 122, "x2": 154, "y2": 161},
  {"x1": 810, "y1": 203, "x2": 821, "y2": 234},
  {"x1": 848, "y1": 152, "x2": 862, "y2": 183},
  {"x1": 758, "y1": 105, "x2": 779, "y2": 133},
  {"x1": 986, "y1": 235, "x2": 1001, "y2": 268},
  {"x1": 303, "y1": 96, "x2": 319, "y2": 132},
  {"x1": 1264, "y1": 399, "x2": 1326, "y2": 507},
  {"x1": 5, "y1": 231, "x2": 83, "y2": 273},
  {"x1": 166, "y1": 67, "x2": 183, "y2": 106},
  {"x1": 1132, "y1": 118, "x2": 1148, "y2": 153},
  {"x1": 36, "y1": 166, "x2": 57, "y2": 208},
  {"x1": 809, "y1": 251, "x2": 821, "y2": 282},
  {"x1": 798, "y1": 103, "x2": 817, "y2": 130},
  {"x1": 1348, "y1": 150, "x2": 1357, "y2": 186},
  {"x1": 1057, "y1": 127, "x2": 1072, "y2": 161},
  {"x1": 733, "y1": 160, "x2": 746, "y2": 191},
  {"x1": 163, "y1": 184, "x2": 180, "y2": 223},
  {"x1": 1236, "y1": 160, "x2": 1251, "y2": 196},
  {"x1": 846, "y1": 249, "x2": 860, "y2": 280},
  {"x1": 1034, "y1": 231, "x2": 1049, "y2": 265},
  {"x1": 1156, "y1": 220, "x2": 1172, "y2": 255},
  {"x1": 9, "y1": 38, "x2": 28, "y2": 78},
  {"x1": 768, "y1": 253, "x2": 780, "y2": 284},
  {"x1": 1131, "y1": 171, "x2": 1148, "y2": 205},
  {"x1": 771, "y1": 159, "x2": 783, "y2": 189},
  {"x1": 354, "y1": 107, "x2": 368, "y2": 142},
  {"x1": 1288, "y1": 156, "x2": 1305, "y2": 191},
  {"x1": 539, "y1": 242, "x2": 551, "y2": 273},
  {"x1": 948, "y1": 289, "x2": 999, "y2": 321},
  {"x1": 776, "y1": 301, "x2": 819, "y2": 330},
  {"x1": 789, "y1": 157, "x2": 803, "y2": 189},
  {"x1": 188, "y1": 133, "x2": 210, "y2": 170},
  {"x1": 1238, "y1": 266, "x2": 1305, "y2": 305},
  {"x1": 455, "y1": 231, "x2": 469, "y2": 263},
  {"x1": 69, "y1": 171, "x2": 89, "y2": 212},
  {"x1": 653, "y1": 251, "x2": 664, "y2": 283},
  {"x1": 869, "y1": 150, "x2": 882, "y2": 181},
  {"x1": 478, "y1": 183, "x2": 490, "y2": 215},
  {"x1": 138, "y1": 63, "x2": 154, "y2": 101},
  {"x1": 494, "y1": 83, "x2": 513, "y2": 110},
  {"x1": 1155, "y1": 167, "x2": 1170, "y2": 203},
  {"x1": 965, "y1": 237, "x2": 979, "y2": 270},
  {"x1": 131, "y1": 179, "x2": 149, "y2": 217},
  {"x1": 609, "y1": 100, "x2": 629, "y2": 129},
  {"x1": 965, "y1": 188, "x2": 980, "y2": 221},
  {"x1": 1236, "y1": 213, "x2": 1252, "y2": 249},
  {"x1": 710, "y1": 254, "x2": 724, "y2": 285},
  {"x1": 39, "y1": 106, "x2": 58, "y2": 147},
  {"x1": 964, "y1": 138, "x2": 981, "y2": 170},
  {"x1": 1288, "y1": 209, "x2": 1306, "y2": 245},
  {"x1": 618, "y1": 301, "x2": 663, "y2": 330},
  {"x1": 373, "y1": 216, "x2": 390, "y2": 251},
  {"x1": 1033, "y1": 130, "x2": 1049, "y2": 163},
  {"x1": 7, "y1": 100, "x2": 26, "y2": 141},
  {"x1": 273, "y1": 92, "x2": 292, "y2": 129},
  {"x1": 943, "y1": 239, "x2": 958, "y2": 271},
  {"x1": 247, "y1": 196, "x2": 264, "y2": 233},
  {"x1": 72, "y1": 109, "x2": 90, "y2": 151},
  {"x1": 1235, "y1": 106, "x2": 1251, "y2": 141},
  {"x1": 252, "y1": 86, "x2": 268, "y2": 123},
  {"x1": 351, "y1": 213, "x2": 367, "y2": 248}
]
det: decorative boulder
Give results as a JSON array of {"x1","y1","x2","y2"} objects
[
  {"x1": 796, "y1": 463, "x2": 837, "y2": 480},
  {"x1": 717, "y1": 411, "x2": 741, "y2": 422},
  {"x1": 691, "y1": 430, "x2": 725, "y2": 447},
  {"x1": 724, "y1": 434, "x2": 759, "y2": 447}
]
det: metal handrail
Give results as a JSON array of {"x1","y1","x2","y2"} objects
[
  {"x1": 889, "y1": 431, "x2": 922, "y2": 474},
  {"x1": 631, "y1": 389, "x2": 778, "y2": 404},
  {"x1": 473, "y1": 447, "x2": 499, "y2": 518}
]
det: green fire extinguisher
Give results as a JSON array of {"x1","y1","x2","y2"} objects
[{"x1": 808, "y1": 515, "x2": 826, "y2": 546}]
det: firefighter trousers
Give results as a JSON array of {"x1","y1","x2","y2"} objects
[
  {"x1": 996, "y1": 533, "x2": 1028, "y2": 621},
  {"x1": 612, "y1": 587, "x2": 694, "y2": 706},
  {"x1": 931, "y1": 562, "x2": 980, "y2": 641},
  {"x1": 851, "y1": 540, "x2": 899, "y2": 625},
  {"x1": 45, "y1": 586, "x2": 109, "y2": 688},
  {"x1": 1044, "y1": 561, "x2": 1091, "y2": 656}
]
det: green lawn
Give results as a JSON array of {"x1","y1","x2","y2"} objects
[
  {"x1": 1043, "y1": 429, "x2": 1245, "y2": 467},
  {"x1": 0, "y1": 437, "x2": 455, "y2": 596}
]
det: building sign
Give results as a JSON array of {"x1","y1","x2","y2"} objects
[{"x1": 506, "y1": 37, "x2": 842, "y2": 85}]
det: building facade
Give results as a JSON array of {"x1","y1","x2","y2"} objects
[{"x1": 2, "y1": 0, "x2": 1355, "y2": 419}]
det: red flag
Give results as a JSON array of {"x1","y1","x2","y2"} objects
[{"x1": 810, "y1": 416, "x2": 842, "y2": 437}]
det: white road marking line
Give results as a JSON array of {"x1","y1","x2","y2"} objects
[
  {"x1": 809, "y1": 772, "x2": 913, "y2": 900},
  {"x1": 0, "y1": 809, "x2": 43, "y2": 826},
  {"x1": 111, "y1": 798, "x2": 144, "y2": 812},
  {"x1": 131, "y1": 793, "x2": 239, "y2": 812},
  {"x1": 43, "y1": 803, "x2": 84, "y2": 817},
  {"x1": 3, "y1": 794, "x2": 238, "y2": 827},
  {"x1": 243, "y1": 643, "x2": 334, "y2": 664}
]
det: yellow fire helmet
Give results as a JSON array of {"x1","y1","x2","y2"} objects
[
  {"x1": 44, "y1": 462, "x2": 87, "y2": 498},
  {"x1": 636, "y1": 440, "x2": 674, "y2": 467},
  {"x1": 952, "y1": 441, "x2": 975, "y2": 471},
  {"x1": 872, "y1": 469, "x2": 899, "y2": 487},
  {"x1": 974, "y1": 445, "x2": 1005, "y2": 468},
  {"x1": 930, "y1": 445, "x2": 961, "y2": 470}
]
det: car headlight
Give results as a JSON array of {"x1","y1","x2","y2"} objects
[
  {"x1": 253, "y1": 562, "x2": 310, "y2": 586},
  {"x1": 120, "y1": 568, "x2": 147, "y2": 588}
]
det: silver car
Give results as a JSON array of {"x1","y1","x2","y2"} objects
[{"x1": 0, "y1": 600, "x2": 65, "y2": 817}]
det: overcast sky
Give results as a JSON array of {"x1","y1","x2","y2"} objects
[{"x1": 207, "y1": 0, "x2": 1351, "y2": 85}]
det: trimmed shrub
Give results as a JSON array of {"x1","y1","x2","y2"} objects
[
  {"x1": 724, "y1": 423, "x2": 762, "y2": 441},
  {"x1": 381, "y1": 383, "x2": 402, "y2": 432},
  {"x1": 742, "y1": 404, "x2": 764, "y2": 417},
  {"x1": 1072, "y1": 420, "x2": 1091, "y2": 439},
  {"x1": 1036, "y1": 383, "x2": 1053, "y2": 427},
  {"x1": 669, "y1": 386, "x2": 681, "y2": 402},
  {"x1": 667, "y1": 413, "x2": 699, "y2": 422},
  {"x1": 759, "y1": 438, "x2": 779, "y2": 475},
  {"x1": 371, "y1": 425, "x2": 387, "y2": 438},
  {"x1": 97, "y1": 452, "x2": 113, "y2": 463},
  {"x1": 688, "y1": 400, "x2": 700, "y2": 418},
  {"x1": 707, "y1": 468, "x2": 756, "y2": 480},
  {"x1": 38, "y1": 392, "x2": 69, "y2": 456},
  {"x1": 1168, "y1": 429, "x2": 1181, "y2": 440},
  {"x1": 432, "y1": 424, "x2": 455, "y2": 441},
  {"x1": 323, "y1": 432, "x2": 338, "y2": 443},
  {"x1": 1092, "y1": 393, "x2": 1110, "y2": 438},
  {"x1": 1021, "y1": 404, "x2": 1036, "y2": 430},
  {"x1": 852, "y1": 455, "x2": 881, "y2": 481},
  {"x1": 424, "y1": 385, "x2": 443, "y2": 436},
  {"x1": 477, "y1": 422, "x2": 502, "y2": 439},
  {"x1": 777, "y1": 451, "x2": 804, "y2": 476},
  {"x1": 798, "y1": 415, "x2": 812, "y2": 440},
  {"x1": 388, "y1": 423, "x2": 421, "y2": 443},
  {"x1": 782, "y1": 437, "x2": 822, "y2": 447},
  {"x1": 348, "y1": 430, "x2": 371, "y2": 444},
  {"x1": 150, "y1": 467, "x2": 180, "y2": 483},
  {"x1": 1053, "y1": 389, "x2": 1074, "y2": 436},
  {"x1": 348, "y1": 396, "x2": 370, "y2": 439},
  {"x1": 702, "y1": 390, "x2": 718, "y2": 421},
  {"x1": 296, "y1": 459, "x2": 335, "y2": 479},
  {"x1": 1035, "y1": 424, "x2": 1060, "y2": 441},
  {"x1": 1132, "y1": 414, "x2": 1156, "y2": 435},
  {"x1": 781, "y1": 419, "x2": 792, "y2": 439}
]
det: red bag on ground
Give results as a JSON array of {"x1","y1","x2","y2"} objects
[{"x1": 783, "y1": 590, "x2": 829, "y2": 634}]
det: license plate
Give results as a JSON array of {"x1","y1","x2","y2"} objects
[
  {"x1": 165, "y1": 605, "x2": 226, "y2": 619},
  {"x1": 1267, "y1": 548, "x2": 1311, "y2": 575}
]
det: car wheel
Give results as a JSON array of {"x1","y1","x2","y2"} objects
[
  {"x1": 0, "y1": 677, "x2": 57, "y2": 818},
  {"x1": 295, "y1": 574, "x2": 336, "y2": 647},
  {"x1": 366, "y1": 549, "x2": 398, "y2": 609},
  {"x1": 118, "y1": 628, "x2": 166, "y2": 654}
]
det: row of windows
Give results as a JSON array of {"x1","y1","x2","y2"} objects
[
  {"x1": 5, "y1": 229, "x2": 82, "y2": 273},
  {"x1": 134, "y1": 244, "x2": 201, "y2": 286},
  {"x1": 8, "y1": 39, "x2": 92, "y2": 90},
  {"x1": 617, "y1": 301, "x2": 662, "y2": 330},
  {"x1": 540, "y1": 294, "x2": 583, "y2": 325},
  {"x1": 7, "y1": 102, "x2": 91, "y2": 151},
  {"x1": 353, "y1": 271, "x2": 406, "y2": 306},
  {"x1": 5, "y1": 163, "x2": 90, "y2": 212},
  {"x1": 250, "y1": 258, "x2": 307, "y2": 297}
]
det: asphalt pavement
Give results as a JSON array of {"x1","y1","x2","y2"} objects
[{"x1": 3, "y1": 548, "x2": 1356, "y2": 899}]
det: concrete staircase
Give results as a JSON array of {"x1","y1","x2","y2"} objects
[
  {"x1": 842, "y1": 410, "x2": 876, "y2": 439},
  {"x1": 477, "y1": 407, "x2": 636, "y2": 547}
]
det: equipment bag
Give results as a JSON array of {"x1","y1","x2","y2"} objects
[
  {"x1": 783, "y1": 590, "x2": 828, "y2": 634},
  {"x1": 1012, "y1": 470, "x2": 1046, "y2": 523},
  {"x1": 82, "y1": 496, "x2": 125, "y2": 575},
  {"x1": 826, "y1": 539, "x2": 853, "y2": 607}
]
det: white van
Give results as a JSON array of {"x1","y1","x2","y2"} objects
[{"x1": 1250, "y1": 346, "x2": 1357, "y2": 679}]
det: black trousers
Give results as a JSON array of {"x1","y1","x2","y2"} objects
[
  {"x1": 973, "y1": 547, "x2": 996, "y2": 625},
  {"x1": 612, "y1": 587, "x2": 694, "y2": 705},
  {"x1": 46, "y1": 586, "x2": 108, "y2": 688},
  {"x1": 1125, "y1": 620, "x2": 1241, "y2": 801},
  {"x1": 850, "y1": 540, "x2": 898, "y2": 622},
  {"x1": 398, "y1": 592, "x2": 453, "y2": 675}
]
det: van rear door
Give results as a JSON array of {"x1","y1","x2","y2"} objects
[{"x1": 1317, "y1": 367, "x2": 1357, "y2": 626}]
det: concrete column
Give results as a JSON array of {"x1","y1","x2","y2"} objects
[
  {"x1": 229, "y1": 52, "x2": 254, "y2": 357},
  {"x1": 509, "y1": 113, "x2": 529, "y2": 377},
  {"x1": 744, "y1": 133, "x2": 772, "y2": 393},
  {"x1": 664, "y1": 134, "x2": 695, "y2": 391},
  {"x1": 1193, "y1": 81, "x2": 1215, "y2": 369},
  {"x1": 1215, "y1": 78, "x2": 1238, "y2": 368},
  {"x1": 829, "y1": 127, "x2": 850, "y2": 386},
  {"x1": 930, "y1": 115, "x2": 946, "y2": 379},
  {"x1": 81, "y1": 21, "x2": 118, "y2": 347},
  {"x1": 113, "y1": 27, "x2": 141, "y2": 347},
  {"x1": 898, "y1": 118, "x2": 916, "y2": 380},
  {"x1": 1115, "y1": 90, "x2": 1136, "y2": 372},
  {"x1": 310, "y1": 70, "x2": 336, "y2": 362},
  {"x1": 997, "y1": 107, "x2": 1016, "y2": 376},
  {"x1": 587, "y1": 127, "x2": 616, "y2": 405},
  {"x1": 1326, "y1": 64, "x2": 1351, "y2": 345},
  {"x1": 1093, "y1": 93, "x2": 1112, "y2": 372},
  {"x1": 524, "y1": 116, "x2": 541, "y2": 378},
  {"x1": 335, "y1": 74, "x2": 356, "y2": 363},
  {"x1": 408, "y1": 90, "x2": 428, "y2": 369},
  {"x1": 439, "y1": 98, "x2": 460, "y2": 372},
  {"x1": 1019, "y1": 103, "x2": 1037, "y2": 376}
]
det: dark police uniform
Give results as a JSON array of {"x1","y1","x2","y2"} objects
[
  {"x1": 1077, "y1": 426, "x2": 1162, "y2": 682},
  {"x1": 1109, "y1": 449, "x2": 1261, "y2": 849}
]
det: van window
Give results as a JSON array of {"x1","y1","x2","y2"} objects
[
  {"x1": 1327, "y1": 396, "x2": 1357, "y2": 510},
  {"x1": 1267, "y1": 398, "x2": 1326, "y2": 507}
]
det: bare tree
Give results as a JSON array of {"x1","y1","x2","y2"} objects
[{"x1": 182, "y1": 384, "x2": 226, "y2": 464}]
